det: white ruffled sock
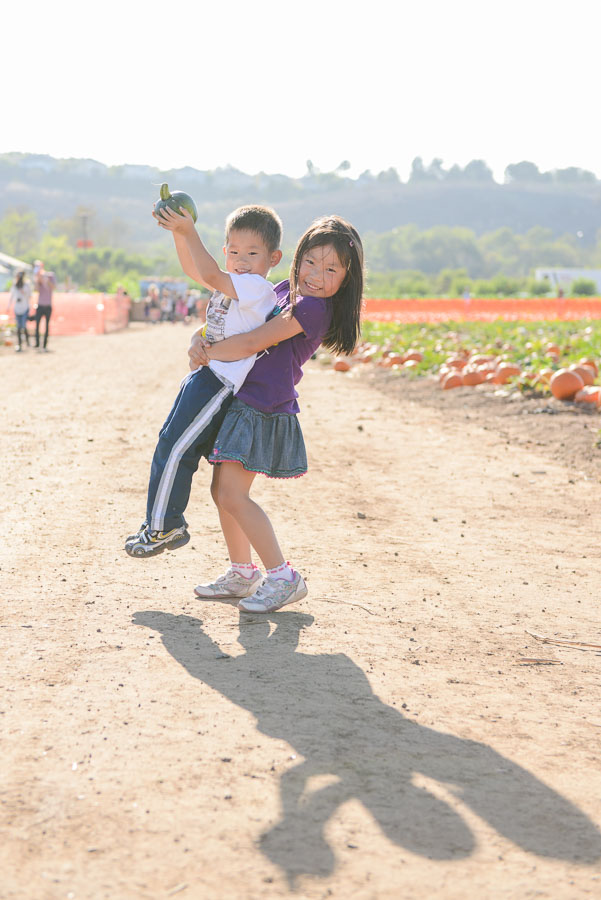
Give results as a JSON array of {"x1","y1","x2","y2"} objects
[
  {"x1": 230, "y1": 562, "x2": 259, "y2": 579},
  {"x1": 267, "y1": 561, "x2": 295, "y2": 582}
]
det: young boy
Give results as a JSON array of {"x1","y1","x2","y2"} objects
[{"x1": 125, "y1": 203, "x2": 282, "y2": 558}]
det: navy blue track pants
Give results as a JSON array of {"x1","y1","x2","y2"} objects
[{"x1": 146, "y1": 367, "x2": 233, "y2": 531}]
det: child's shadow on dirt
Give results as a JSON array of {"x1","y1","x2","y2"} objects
[{"x1": 133, "y1": 610, "x2": 601, "y2": 883}]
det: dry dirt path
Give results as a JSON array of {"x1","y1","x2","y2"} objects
[{"x1": 1, "y1": 324, "x2": 600, "y2": 900}]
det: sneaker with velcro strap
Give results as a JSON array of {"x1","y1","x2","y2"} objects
[
  {"x1": 125, "y1": 524, "x2": 190, "y2": 557},
  {"x1": 238, "y1": 570, "x2": 307, "y2": 613},
  {"x1": 125, "y1": 522, "x2": 148, "y2": 544},
  {"x1": 194, "y1": 568, "x2": 263, "y2": 600}
]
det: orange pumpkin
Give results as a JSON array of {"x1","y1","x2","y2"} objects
[
  {"x1": 575, "y1": 386, "x2": 601, "y2": 404},
  {"x1": 550, "y1": 368, "x2": 584, "y2": 400},
  {"x1": 442, "y1": 372, "x2": 463, "y2": 390},
  {"x1": 462, "y1": 369, "x2": 485, "y2": 386},
  {"x1": 579, "y1": 357, "x2": 598, "y2": 377},
  {"x1": 333, "y1": 357, "x2": 352, "y2": 372},
  {"x1": 569, "y1": 364, "x2": 595, "y2": 387},
  {"x1": 492, "y1": 363, "x2": 521, "y2": 385},
  {"x1": 402, "y1": 350, "x2": 424, "y2": 363},
  {"x1": 538, "y1": 368, "x2": 554, "y2": 383},
  {"x1": 469, "y1": 354, "x2": 494, "y2": 366},
  {"x1": 446, "y1": 357, "x2": 467, "y2": 369}
]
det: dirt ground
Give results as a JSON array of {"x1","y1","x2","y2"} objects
[{"x1": 1, "y1": 323, "x2": 601, "y2": 900}]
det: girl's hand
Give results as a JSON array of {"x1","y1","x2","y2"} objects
[
  {"x1": 153, "y1": 204, "x2": 196, "y2": 235},
  {"x1": 188, "y1": 330, "x2": 211, "y2": 369}
]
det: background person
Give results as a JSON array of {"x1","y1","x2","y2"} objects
[
  {"x1": 8, "y1": 271, "x2": 32, "y2": 352},
  {"x1": 33, "y1": 261, "x2": 56, "y2": 352}
]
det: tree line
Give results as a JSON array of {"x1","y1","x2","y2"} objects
[
  {"x1": 1, "y1": 205, "x2": 600, "y2": 298},
  {"x1": 2, "y1": 153, "x2": 601, "y2": 254}
]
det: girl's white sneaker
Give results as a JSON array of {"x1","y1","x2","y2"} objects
[
  {"x1": 238, "y1": 571, "x2": 307, "y2": 613},
  {"x1": 194, "y1": 568, "x2": 263, "y2": 600}
]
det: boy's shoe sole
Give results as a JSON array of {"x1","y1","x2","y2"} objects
[{"x1": 125, "y1": 527, "x2": 190, "y2": 558}]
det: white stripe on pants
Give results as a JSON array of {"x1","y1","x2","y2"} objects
[{"x1": 150, "y1": 385, "x2": 231, "y2": 530}]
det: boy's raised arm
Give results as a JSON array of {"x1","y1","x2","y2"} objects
[
  {"x1": 171, "y1": 232, "x2": 204, "y2": 284},
  {"x1": 154, "y1": 206, "x2": 235, "y2": 297}
]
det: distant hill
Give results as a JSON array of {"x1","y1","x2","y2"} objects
[{"x1": 1, "y1": 152, "x2": 600, "y2": 252}]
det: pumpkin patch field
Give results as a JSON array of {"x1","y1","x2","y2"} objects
[
  {"x1": 352, "y1": 319, "x2": 601, "y2": 389},
  {"x1": 2, "y1": 323, "x2": 601, "y2": 900},
  {"x1": 335, "y1": 318, "x2": 601, "y2": 407}
]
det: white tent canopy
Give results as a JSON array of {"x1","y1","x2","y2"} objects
[
  {"x1": 0, "y1": 252, "x2": 33, "y2": 289},
  {"x1": 0, "y1": 251, "x2": 33, "y2": 272}
]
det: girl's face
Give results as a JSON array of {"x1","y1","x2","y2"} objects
[{"x1": 297, "y1": 244, "x2": 346, "y2": 298}]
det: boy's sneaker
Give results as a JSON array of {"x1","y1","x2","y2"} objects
[
  {"x1": 125, "y1": 524, "x2": 190, "y2": 557},
  {"x1": 194, "y1": 568, "x2": 263, "y2": 600},
  {"x1": 125, "y1": 522, "x2": 148, "y2": 544},
  {"x1": 238, "y1": 571, "x2": 307, "y2": 613}
]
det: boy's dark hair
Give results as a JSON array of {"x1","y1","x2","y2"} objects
[
  {"x1": 290, "y1": 215, "x2": 364, "y2": 355},
  {"x1": 225, "y1": 205, "x2": 282, "y2": 253}
]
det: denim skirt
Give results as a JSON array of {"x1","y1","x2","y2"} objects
[{"x1": 209, "y1": 398, "x2": 308, "y2": 478}]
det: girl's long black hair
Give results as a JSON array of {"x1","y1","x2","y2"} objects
[
  {"x1": 15, "y1": 271, "x2": 25, "y2": 289},
  {"x1": 290, "y1": 215, "x2": 364, "y2": 355}
]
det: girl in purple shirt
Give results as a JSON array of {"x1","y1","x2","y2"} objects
[{"x1": 190, "y1": 215, "x2": 364, "y2": 613}]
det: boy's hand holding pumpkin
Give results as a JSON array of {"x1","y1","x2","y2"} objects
[{"x1": 153, "y1": 204, "x2": 196, "y2": 236}]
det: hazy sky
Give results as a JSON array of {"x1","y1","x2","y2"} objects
[{"x1": 4, "y1": 0, "x2": 600, "y2": 181}]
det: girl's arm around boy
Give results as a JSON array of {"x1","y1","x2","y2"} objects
[{"x1": 188, "y1": 314, "x2": 304, "y2": 368}]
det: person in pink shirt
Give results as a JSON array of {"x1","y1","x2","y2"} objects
[{"x1": 33, "y1": 260, "x2": 56, "y2": 352}]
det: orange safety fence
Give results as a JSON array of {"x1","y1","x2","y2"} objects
[
  {"x1": 3, "y1": 293, "x2": 601, "y2": 331},
  {"x1": 0, "y1": 292, "x2": 131, "y2": 336},
  {"x1": 362, "y1": 296, "x2": 601, "y2": 323}
]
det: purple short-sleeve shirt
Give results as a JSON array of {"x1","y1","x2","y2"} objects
[{"x1": 235, "y1": 280, "x2": 332, "y2": 414}]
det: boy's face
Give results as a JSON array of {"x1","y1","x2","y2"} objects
[{"x1": 223, "y1": 229, "x2": 281, "y2": 278}]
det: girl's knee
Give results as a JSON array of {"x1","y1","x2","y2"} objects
[{"x1": 216, "y1": 482, "x2": 247, "y2": 516}]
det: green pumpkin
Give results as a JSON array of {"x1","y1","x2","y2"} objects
[{"x1": 155, "y1": 183, "x2": 198, "y2": 222}]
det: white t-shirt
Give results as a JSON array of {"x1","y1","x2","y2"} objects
[
  {"x1": 9, "y1": 283, "x2": 32, "y2": 316},
  {"x1": 202, "y1": 273, "x2": 276, "y2": 394}
]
